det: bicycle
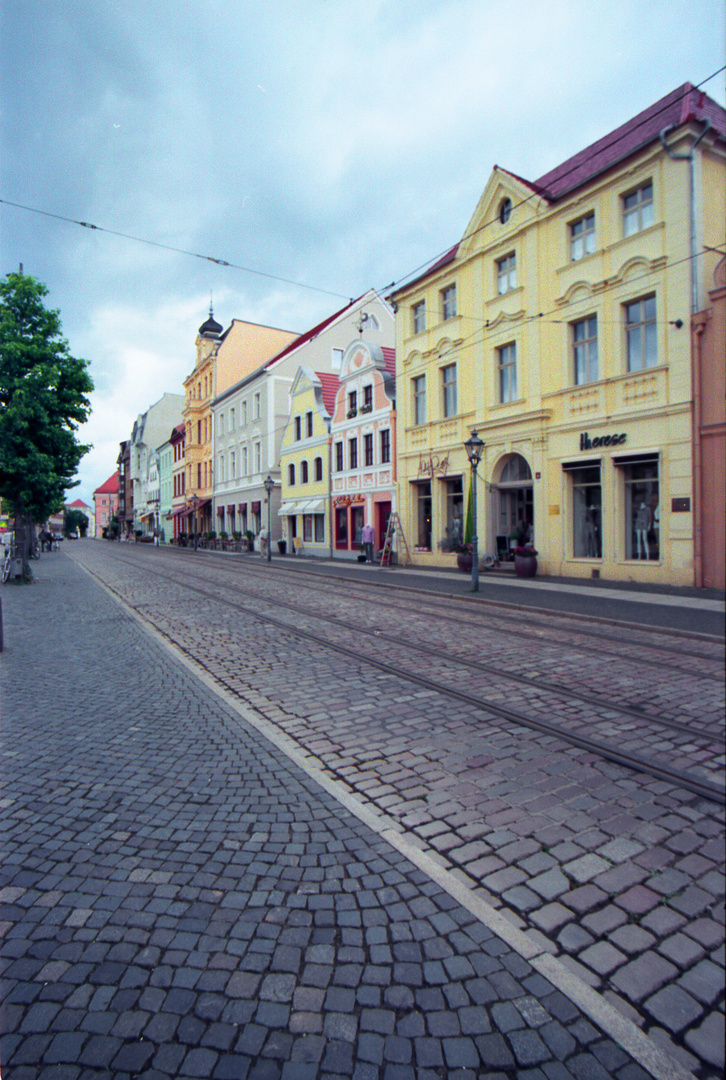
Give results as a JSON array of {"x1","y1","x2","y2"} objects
[{"x1": 29, "y1": 539, "x2": 41, "y2": 560}]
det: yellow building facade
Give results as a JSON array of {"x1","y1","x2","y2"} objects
[
  {"x1": 392, "y1": 84, "x2": 725, "y2": 585},
  {"x1": 182, "y1": 310, "x2": 297, "y2": 535}
]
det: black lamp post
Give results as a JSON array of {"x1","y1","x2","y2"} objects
[
  {"x1": 464, "y1": 431, "x2": 485, "y2": 593},
  {"x1": 263, "y1": 475, "x2": 274, "y2": 563}
]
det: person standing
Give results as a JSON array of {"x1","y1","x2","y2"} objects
[{"x1": 361, "y1": 521, "x2": 375, "y2": 564}]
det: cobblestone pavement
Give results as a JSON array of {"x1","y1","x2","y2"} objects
[{"x1": 0, "y1": 547, "x2": 722, "y2": 1079}]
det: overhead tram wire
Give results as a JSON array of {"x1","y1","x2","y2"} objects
[
  {"x1": 0, "y1": 198, "x2": 351, "y2": 303},
  {"x1": 381, "y1": 66, "x2": 726, "y2": 298}
]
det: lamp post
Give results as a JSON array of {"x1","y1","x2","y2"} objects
[
  {"x1": 190, "y1": 493, "x2": 199, "y2": 551},
  {"x1": 464, "y1": 431, "x2": 485, "y2": 593},
  {"x1": 263, "y1": 475, "x2": 274, "y2": 563}
]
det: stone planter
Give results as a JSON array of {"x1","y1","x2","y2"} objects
[
  {"x1": 514, "y1": 552, "x2": 538, "y2": 578},
  {"x1": 456, "y1": 550, "x2": 473, "y2": 574}
]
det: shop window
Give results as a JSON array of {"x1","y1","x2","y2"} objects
[
  {"x1": 442, "y1": 477, "x2": 464, "y2": 552},
  {"x1": 569, "y1": 465, "x2": 602, "y2": 558},
  {"x1": 303, "y1": 514, "x2": 313, "y2": 542},
  {"x1": 314, "y1": 514, "x2": 325, "y2": 543},
  {"x1": 620, "y1": 457, "x2": 660, "y2": 560},
  {"x1": 352, "y1": 505, "x2": 364, "y2": 547},
  {"x1": 336, "y1": 507, "x2": 348, "y2": 547},
  {"x1": 573, "y1": 316, "x2": 598, "y2": 384},
  {"x1": 415, "y1": 482, "x2": 432, "y2": 550}
]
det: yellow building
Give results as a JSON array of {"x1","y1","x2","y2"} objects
[
  {"x1": 391, "y1": 83, "x2": 725, "y2": 585},
  {"x1": 279, "y1": 367, "x2": 340, "y2": 555},
  {"x1": 182, "y1": 308, "x2": 297, "y2": 536}
]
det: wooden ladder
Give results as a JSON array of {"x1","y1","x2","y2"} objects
[{"x1": 380, "y1": 512, "x2": 411, "y2": 567}]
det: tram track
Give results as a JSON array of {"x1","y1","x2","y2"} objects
[
  {"x1": 86, "y1": 551, "x2": 726, "y2": 805},
  {"x1": 162, "y1": 547, "x2": 725, "y2": 677}
]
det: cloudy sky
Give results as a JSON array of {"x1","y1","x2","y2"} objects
[{"x1": 2, "y1": 0, "x2": 724, "y2": 505}]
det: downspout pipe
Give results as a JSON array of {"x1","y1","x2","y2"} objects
[
  {"x1": 691, "y1": 314, "x2": 708, "y2": 589},
  {"x1": 659, "y1": 119, "x2": 711, "y2": 314}
]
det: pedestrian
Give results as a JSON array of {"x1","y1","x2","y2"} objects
[
  {"x1": 361, "y1": 521, "x2": 375, "y2": 563},
  {"x1": 259, "y1": 527, "x2": 269, "y2": 558}
]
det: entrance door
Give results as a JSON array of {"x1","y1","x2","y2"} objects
[
  {"x1": 497, "y1": 454, "x2": 534, "y2": 554},
  {"x1": 376, "y1": 502, "x2": 391, "y2": 551}
]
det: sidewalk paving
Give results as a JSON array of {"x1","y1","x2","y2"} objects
[{"x1": 0, "y1": 552, "x2": 709, "y2": 1079}]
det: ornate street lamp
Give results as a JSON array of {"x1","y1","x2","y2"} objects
[
  {"x1": 263, "y1": 475, "x2": 275, "y2": 564},
  {"x1": 464, "y1": 431, "x2": 485, "y2": 593}
]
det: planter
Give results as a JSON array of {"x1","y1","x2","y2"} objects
[
  {"x1": 277, "y1": 540, "x2": 287, "y2": 554},
  {"x1": 514, "y1": 552, "x2": 538, "y2": 578},
  {"x1": 456, "y1": 550, "x2": 473, "y2": 574}
]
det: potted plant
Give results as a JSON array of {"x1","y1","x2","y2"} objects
[
  {"x1": 513, "y1": 544, "x2": 538, "y2": 578},
  {"x1": 246, "y1": 529, "x2": 255, "y2": 551},
  {"x1": 456, "y1": 543, "x2": 473, "y2": 574},
  {"x1": 277, "y1": 539, "x2": 287, "y2": 554}
]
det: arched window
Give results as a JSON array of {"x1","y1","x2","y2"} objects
[
  {"x1": 314, "y1": 457, "x2": 323, "y2": 482},
  {"x1": 499, "y1": 198, "x2": 512, "y2": 224},
  {"x1": 301, "y1": 460, "x2": 309, "y2": 484},
  {"x1": 288, "y1": 463, "x2": 295, "y2": 486},
  {"x1": 499, "y1": 454, "x2": 532, "y2": 483}
]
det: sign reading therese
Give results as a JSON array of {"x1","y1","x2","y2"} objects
[{"x1": 417, "y1": 453, "x2": 450, "y2": 478}]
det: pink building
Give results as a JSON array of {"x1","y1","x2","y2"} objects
[
  {"x1": 93, "y1": 472, "x2": 120, "y2": 537},
  {"x1": 330, "y1": 340, "x2": 397, "y2": 556}
]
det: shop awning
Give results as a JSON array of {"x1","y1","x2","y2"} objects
[
  {"x1": 169, "y1": 506, "x2": 188, "y2": 518},
  {"x1": 238, "y1": 503, "x2": 247, "y2": 514},
  {"x1": 278, "y1": 502, "x2": 297, "y2": 516},
  {"x1": 303, "y1": 500, "x2": 324, "y2": 513},
  {"x1": 217, "y1": 506, "x2": 224, "y2": 517},
  {"x1": 227, "y1": 505, "x2": 236, "y2": 514},
  {"x1": 251, "y1": 501, "x2": 261, "y2": 513}
]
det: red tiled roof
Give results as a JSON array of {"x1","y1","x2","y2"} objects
[
  {"x1": 93, "y1": 471, "x2": 120, "y2": 496},
  {"x1": 316, "y1": 372, "x2": 341, "y2": 416},
  {"x1": 67, "y1": 499, "x2": 90, "y2": 509},
  {"x1": 533, "y1": 83, "x2": 725, "y2": 201},
  {"x1": 382, "y1": 347, "x2": 396, "y2": 378},
  {"x1": 387, "y1": 244, "x2": 459, "y2": 298}
]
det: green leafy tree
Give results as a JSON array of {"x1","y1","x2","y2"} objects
[
  {"x1": 64, "y1": 509, "x2": 89, "y2": 538},
  {"x1": 0, "y1": 272, "x2": 93, "y2": 576}
]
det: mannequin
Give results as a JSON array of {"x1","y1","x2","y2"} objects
[{"x1": 635, "y1": 502, "x2": 651, "y2": 559}]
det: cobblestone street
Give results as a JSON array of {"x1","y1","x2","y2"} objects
[{"x1": 1, "y1": 545, "x2": 723, "y2": 1079}]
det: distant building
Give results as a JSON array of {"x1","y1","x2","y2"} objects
[
  {"x1": 93, "y1": 473, "x2": 120, "y2": 537},
  {"x1": 66, "y1": 497, "x2": 94, "y2": 537}
]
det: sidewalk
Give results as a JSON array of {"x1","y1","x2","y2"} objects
[{"x1": 0, "y1": 551, "x2": 701, "y2": 1080}]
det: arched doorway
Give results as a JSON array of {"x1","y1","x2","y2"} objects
[{"x1": 495, "y1": 454, "x2": 534, "y2": 552}]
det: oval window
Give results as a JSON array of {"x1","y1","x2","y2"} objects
[{"x1": 499, "y1": 198, "x2": 512, "y2": 224}]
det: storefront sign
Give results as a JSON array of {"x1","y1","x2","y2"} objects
[
  {"x1": 417, "y1": 452, "x2": 450, "y2": 478},
  {"x1": 579, "y1": 432, "x2": 627, "y2": 451},
  {"x1": 334, "y1": 495, "x2": 365, "y2": 507}
]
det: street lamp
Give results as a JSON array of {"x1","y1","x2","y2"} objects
[
  {"x1": 464, "y1": 430, "x2": 485, "y2": 593},
  {"x1": 190, "y1": 493, "x2": 199, "y2": 551},
  {"x1": 263, "y1": 475, "x2": 275, "y2": 563}
]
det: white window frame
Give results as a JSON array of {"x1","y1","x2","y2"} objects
[
  {"x1": 570, "y1": 213, "x2": 596, "y2": 260},
  {"x1": 413, "y1": 375, "x2": 426, "y2": 426},
  {"x1": 573, "y1": 315, "x2": 598, "y2": 385},
  {"x1": 442, "y1": 364, "x2": 457, "y2": 418},
  {"x1": 625, "y1": 295, "x2": 657, "y2": 372},
  {"x1": 497, "y1": 253, "x2": 516, "y2": 295},
  {"x1": 412, "y1": 301, "x2": 426, "y2": 334},
  {"x1": 498, "y1": 343, "x2": 517, "y2": 403},
  {"x1": 622, "y1": 182, "x2": 654, "y2": 237},
  {"x1": 441, "y1": 284, "x2": 456, "y2": 321}
]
